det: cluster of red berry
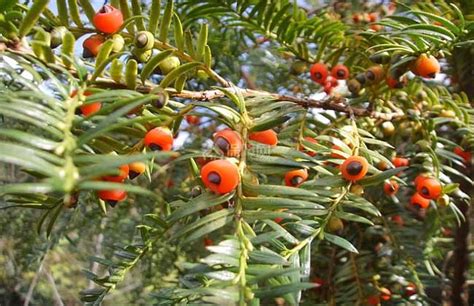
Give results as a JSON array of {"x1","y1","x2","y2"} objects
[
  {"x1": 83, "y1": 5, "x2": 124, "y2": 58},
  {"x1": 346, "y1": 53, "x2": 441, "y2": 98},
  {"x1": 306, "y1": 43, "x2": 441, "y2": 97},
  {"x1": 95, "y1": 127, "x2": 173, "y2": 206},
  {"x1": 309, "y1": 63, "x2": 350, "y2": 94},
  {"x1": 199, "y1": 128, "x2": 277, "y2": 194},
  {"x1": 410, "y1": 174, "x2": 442, "y2": 209},
  {"x1": 97, "y1": 161, "x2": 146, "y2": 206}
]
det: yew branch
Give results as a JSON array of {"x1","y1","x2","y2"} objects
[
  {"x1": 2, "y1": 45, "x2": 404, "y2": 121},
  {"x1": 93, "y1": 78, "x2": 405, "y2": 120}
]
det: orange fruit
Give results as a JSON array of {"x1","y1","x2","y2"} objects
[
  {"x1": 128, "y1": 162, "x2": 146, "y2": 179},
  {"x1": 413, "y1": 54, "x2": 440, "y2": 78},
  {"x1": 93, "y1": 4, "x2": 124, "y2": 34},
  {"x1": 201, "y1": 159, "x2": 240, "y2": 194},
  {"x1": 144, "y1": 127, "x2": 173, "y2": 151},
  {"x1": 103, "y1": 164, "x2": 129, "y2": 182},
  {"x1": 98, "y1": 189, "x2": 127, "y2": 207},
  {"x1": 341, "y1": 156, "x2": 369, "y2": 181},
  {"x1": 331, "y1": 64, "x2": 350, "y2": 80},
  {"x1": 213, "y1": 129, "x2": 243, "y2": 157},
  {"x1": 416, "y1": 177, "x2": 442, "y2": 200},
  {"x1": 249, "y1": 129, "x2": 278, "y2": 146},
  {"x1": 383, "y1": 180, "x2": 399, "y2": 196},
  {"x1": 284, "y1": 169, "x2": 308, "y2": 187},
  {"x1": 410, "y1": 193, "x2": 430, "y2": 209},
  {"x1": 82, "y1": 34, "x2": 105, "y2": 58},
  {"x1": 310, "y1": 63, "x2": 329, "y2": 84}
]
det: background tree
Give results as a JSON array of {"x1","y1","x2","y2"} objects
[{"x1": 0, "y1": 0, "x2": 473, "y2": 305}]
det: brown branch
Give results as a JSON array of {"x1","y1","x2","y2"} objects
[
  {"x1": 24, "y1": 257, "x2": 45, "y2": 306},
  {"x1": 450, "y1": 39, "x2": 473, "y2": 306},
  {"x1": 45, "y1": 270, "x2": 64, "y2": 306},
  {"x1": 274, "y1": 94, "x2": 404, "y2": 120},
  {"x1": 88, "y1": 219, "x2": 106, "y2": 290},
  {"x1": 3, "y1": 45, "x2": 404, "y2": 120},
  {"x1": 241, "y1": 68, "x2": 258, "y2": 90},
  {"x1": 349, "y1": 252, "x2": 364, "y2": 304},
  {"x1": 92, "y1": 78, "x2": 404, "y2": 120},
  {"x1": 451, "y1": 183, "x2": 471, "y2": 306},
  {"x1": 327, "y1": 247, "x2": 337, "y2": 306}
]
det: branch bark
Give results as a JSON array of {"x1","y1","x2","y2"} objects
[
  {"x1": 3, "y1": 46, "x2": 404, "y2": 121},
  {"x1": 88, "y1": 219, "x2": 106, "y2": 290},
  {"x1": 451, "y1": 197, "x2": 471, "y2": 306},
  {"x1": 92, "y1": 78, "x2": 405, "y2": 121},
  {"x1": 45, "y1": 270, "x2": 64, "y2": 306},
  {"x1": 23, "y1": 259, "x2": 44, "y2": 306},
  {"x1": 450, "y1": 25, "x2": 473, "y2": 304}
]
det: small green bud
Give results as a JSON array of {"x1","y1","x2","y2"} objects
[
  {"x1": 159, "y1": 56, "x2": 180, "y2": 74},
  {"x1": 111, "y1": 34, "x2": 125, "y2": 53},
  {"x1": 134, "y1": 31, "x2": 155, "y2": 51},
  {"x1": 132, "y1": 48, "x2": 152, "y2": 63}
]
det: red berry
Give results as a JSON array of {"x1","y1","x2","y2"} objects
[
  {"x1": 454, "y1": 146, "x2": 471, "y2": 164},
  {"x1": 405, "y1": 282, "x2": 417, "y2": 297},
  {"x1": 366, "y1": 295, "x2": 380, "y2": 306},
  {"x1": 326, "y1": 76, "x2": 338, "y2": 87},
  {"x1": 186, "y1": 115, "x2": 200, "y2": 125},
  {"x1": 341, "y1": 156, "x2": 369, "y2": 182},
  {"x1": 330, "y1": 145, "x2": 346, "y2": 159},
  {"x1": 323, "y1": 81, "x2": 333, "y2": 94},
  {"x1": 80, "y1": 102, "x2": 102, "y2": 117},
  {"x1": 413, "y1": 54, "x2": 440, "y2": 78},
  {"x1": 392, "y1": 156, "x2": 409, "y2": 167},
  {"x1": 98, "y1": 189, "x2": 127, "y2": 207},
  {"x1": 203, "y1": 237, "x2": 213, "y2": 246},
  {"x1": 128, "y1": 162, "x2": 146, "y2": 179},
  {"x1": 310, "y1": 63, "x2": 329, "y2": 84},
  {"x1": 370, "y1": 24, "x2": 383, "y2": 31},
  {"x1": 391, "y1": 215, "x2": 404, "y2": 226},
  {"x1": 323, "y1": 76, "x2": 338, "y2": 94},
  {"x1": 352, "y1": 14, "x2": 361, "y2": 23},
  {"x1": 368, "y1": 12, "x2": 378, "y2": 22},
  {"x1": 410, "y1": 193, "x2": 430, "y2": 209},
  {"x1": 386, "y1": 75, "x2": 407, "y2": 89},
  {"x1": 71, "y1": 90, "x2": 102, "y2": 117},
  {"x1": 213, "y1": 129, "x2": 243, "y2": 157},
  {"x1": 201, "y1": 159, "x2": 240, "y2": 194},
  {"x1": 380, "y1": 287, "x2": 391, "y2": 301},
  {"x1": 82, "y1": 34, "x2": 105, "y2": 58},
  {"x1": 93, "y1": 4, "x2": 124, "y2": 34},
  {"x1": 144, "y1": 127, "x2": 173, "y2": 151},
  {"x1": 416, "y1": 177, "x2": 442, "y2": 200},
  {"x1": 249, "y1": 130, "x2": 278, "y2": 146},
  {"x1": 284, "y1": 169, "x2": 308, "y2": 187},
  {"x1": 383, "y1": 180, "x2": 399, "y2": 196},
  {"x1": 331, "y1": 64, "x2": 350, "y2": 80},
  {"x1": 414, "y1": 174, "x2": 428, "y2": 188},
  {"x1": 103, "y1": 164, "x2": 129, "y2": 182}
]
